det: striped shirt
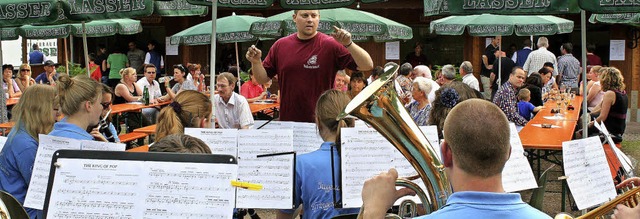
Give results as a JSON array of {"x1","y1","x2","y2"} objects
[
  {"x1": 523, "y1": 47, "x2": 557, "y2": 76},
  {"x1": 493, "y1": 81, "x2": 528, "y2": 126},
  {"x1": 557, "y1": 54, "x2": 580, "y2": 88},
  {"x1": 214, "y1": 93, "x2": 254, "y2": 129}
]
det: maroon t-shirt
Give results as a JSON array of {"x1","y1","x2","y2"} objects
[{"x1": 263, "y1": 33, "x2": 357, "y2": 122}]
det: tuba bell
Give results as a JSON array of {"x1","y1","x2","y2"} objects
[
  {"x1": 337, "y1": 62, "x2": 451, "y2": 217},
  {"x1": 0, "y1": 191, "x2": 29, "y2": 219}
]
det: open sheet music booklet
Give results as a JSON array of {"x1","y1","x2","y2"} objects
[
  {"x1": 43, "y1": 150, "x2": 238, "y2": 219},
  {"x1": 184, "y1": 128, "x2": 295, "y2": 209},
  {"x1": 340, "y1": 124, "x2": 538, "y2": 208}
]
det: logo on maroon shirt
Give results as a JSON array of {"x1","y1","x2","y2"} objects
[{"x1": 304, "y1": 55, "x2": 320, "y2": 69}]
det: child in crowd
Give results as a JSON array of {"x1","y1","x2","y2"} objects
[{"x1": 517, "y1": 88, "x2": 542, "y2": 121}]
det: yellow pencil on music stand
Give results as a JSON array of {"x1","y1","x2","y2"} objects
[{"x1": 231, "y1": 180, "x2": 263, "y2": 191}]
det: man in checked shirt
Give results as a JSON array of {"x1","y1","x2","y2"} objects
[{"x1": 493, "y1": 66, "x2": 528, "y2": 126}]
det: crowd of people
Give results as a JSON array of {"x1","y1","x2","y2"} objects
[{"x1": 0, "y1": 8, "x2": 634, "y2": 219}]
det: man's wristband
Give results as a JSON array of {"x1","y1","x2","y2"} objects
[{"x1": 344, "y1": 41, "x2": 353, "y2": 48}]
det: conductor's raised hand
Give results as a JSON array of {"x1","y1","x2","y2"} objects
[
  {"x1": 245, "y1": 45, "x2": 263, "y2": 64},
  {"x1": 331, "y1": 26, "x2": 353, "y2": 47}
]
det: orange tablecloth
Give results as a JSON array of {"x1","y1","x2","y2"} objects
[
  {"x1": 519, "y1": 96, "x2": 583, "y2": 150},
  {"x1": 6, "y1": 98, "x2": 19, "y2": 106},
  {"x1": 126, "y1": 145, "x2": 149, "y2": 152}
]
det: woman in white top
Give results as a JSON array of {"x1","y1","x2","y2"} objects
[
  {"x1": 2, "y1": 64, "x2": 21, "y2": 98},
  {"x1": 581, "y1": 66, "x2": 604, "y2": 111}
]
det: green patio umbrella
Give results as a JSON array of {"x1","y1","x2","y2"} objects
[
  {"x1": 17, "y1": 24, "x2": 72, "y2": 39},
  {"x1": 170, "y1": 13, "x2": 265, "y2": 93},
  {"x1": 71, "y1": 19, "x2": 143, "y2": 38},
  {"x1": 170, "y1": 14, "x2": 263, "y2": 45},
  {"x1": 430, "y1": 14, "x2": 574, "y2": 36},
  {"x1": 186, "y1": 0, "x2": 386, "y2": 8},
  {"x1": 424, "y1": 0, "x2": 580, "y2": 16},
  {"x1": 0, "y1": 29, "x2": 19, "y2": 41},
  {"x1": 249, "y1": 8, "x2": 412, "y2": 42},
  {"x1": 580, "y1": 0, "x2": 640, "y2": 13},
  {"x1": 589, "y1": 13, "x2": 640, "y2": 25},
  {"x1": 154, "y1": 0, "x2": 208, "y2": 17}
]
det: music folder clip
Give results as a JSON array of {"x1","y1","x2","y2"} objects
[{"x1": 231, "y1": 180, "x2": 264, "y2": 191}]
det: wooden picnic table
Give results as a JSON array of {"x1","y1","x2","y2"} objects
[
  {"x1": 249, "y1": 102, "x2": 279, "y2": 114},
  {"x1": 6, "y1": 98, "x2": 19, "y2": 106},
  {"x1": 133, "y1": 124, "x2": 157, "y2": 134},
  {"x1": 519, "y1": 96, "x2": 583, "y2": 150},
  {"x1": 126, "y1": 145, "x2": 149, "y2": 152}
]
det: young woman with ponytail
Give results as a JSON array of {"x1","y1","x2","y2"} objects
[
  {"x1": 49, "y1": 74, "x2": 103, "y2": 140},
  {"x1": 154, "y1": 90, "x2": 212, "y2": 142}
]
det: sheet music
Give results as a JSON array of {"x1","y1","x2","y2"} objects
[
  {"x1": 419, "y1": 126, "x2": 442, "y2": 162},
  {"x1": 46, "y1": 158, "x2": 237, "y2": 219},
  {"x1": 0, "y1": 136, "x2": 8, "y2": 152},
  {"x1": 236, "y1": 129, "x2": 294, "y2": 209},
  {"x1": 80, "y1": 140, "x2": 125, "y2": 151},
  {"x1": 563, "y1": 137, "x2": 617, "y2": 210},
  {"x1": 502, "y1": 123, "x2": 538, "y2": 192},
  {"x1": 595, "y1": 121, "x2": 634, "y2": 174},
  {"x1": 184, "y1": 128, "x2": 238, "y2": 156},
  {"x1": 340, "y1": 127, "x2": 397, "y2": 208},
  {"x1": 259, "y1": 121, "x2": 322, "y2": 155},
  {"x1": 24, "y1": 135, "x2": 125, "y2": 210}
]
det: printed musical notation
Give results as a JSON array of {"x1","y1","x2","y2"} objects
[
  {"x1": 46, "y1": 158, "x2": 238, "y2": 219},
  {"x1": 563, "y1": 137, "x2": 617, "y2": 210},
  {"x1": 0, "y1": 136, "x2": 7, "y2": 152},
  {"x1": 184, "y1": 128, "x2": 237, "y2": 156},
  {"x1": 502, "y1": 123, "x2": 538, "y2": 192},
  {"x1": 236, "y1": 129, "x2": 294, "y2": 209},
  {"x1": 24, "y1": 135, "x2": 125, "y2": 210},
  {"x1": 341, "y1": 127, "x2": 409, "y2": 208},
  {"x1": 259, "y1": 121, "x2": 323, "y2": 155}
]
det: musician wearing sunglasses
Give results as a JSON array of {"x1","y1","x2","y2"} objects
[
  {"x1": 87, "y1": 84, "x2": 119, "y2": 143},
  {"x1": 360, "y1": 100, "x2": 550, "y2": 219},
  {"x1": 15, "y1": 64, "x2": 35, "y2": 92}
]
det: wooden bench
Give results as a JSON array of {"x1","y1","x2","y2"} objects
[{"x1": 118, "y1": 132, "x2": 148, "y2": 143}]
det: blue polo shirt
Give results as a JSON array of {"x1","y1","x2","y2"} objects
[
  {"x1": 419, "y1": 191, "x2": 551, "y2": 219},
  {"x1": 49, "y1": 119, "x2": 94, "y2": 140},
  {"x1": 34, "y1": 72, "x2": 58, "y2": 85},
  {"x1": 282, "y1": 142, "x2": 359, "y2": 219},
  {"x1": 0, "y1": 125, "x2": 42, "y2": 219}
]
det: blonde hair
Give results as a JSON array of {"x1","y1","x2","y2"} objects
[
  {"x1": 600, "y1": 67, "x2": 625, "y2": 91},
  {"x1": 518, "y1": 88, "x2": 531, "y2": 101},
  {"x1": 150, "y1": 134, "x2": 211, "y2": 154},
  {"x1": 315, "y1": 90, "x2": 354, "y2": 151},
  {"x1": 18, "y1": 64, "x2": 31, "y2": 79},
  {"x1": 119, "y1": 67, "x2": 136, "y2": 83},
  {"x1": 155, "y1": 90, "x2": 212, "y2": 141},
  {"x1": 11, "y1": 85, "x2": 56, "y2": 141},
  {"x1": 56, "y1": 74, "x2": 103, "y2": 117}
]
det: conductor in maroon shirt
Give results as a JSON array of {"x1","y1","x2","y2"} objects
[{"x1": 246, "y1": 10, "x2": 374, "y2": 122}]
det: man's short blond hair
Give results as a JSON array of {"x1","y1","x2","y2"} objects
[{"x1": 444, "y1": 99, "x2": 510, "y2": 177}]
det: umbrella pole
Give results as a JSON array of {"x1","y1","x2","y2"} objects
[
  {"x1": 498, "y1": 36, "x2": 502, "y2": 90},
  {"x1": 0, "y1": 34, "x2": 7, "y2": 123},
  {"x1": 210, "y1": 2, "x2": 218, "y2": 129},
  {"x1": 70, "y1": 35, "x2": 73, "y2": 64},
  {"x1": 235, "y1": 42, "x2": 240, "y2": 94},
  {"x1": 64, "y1": 37, "x2": 69, "y2": 75},
  {"x1": 83, "y1": 21, "x2": 90, "y2": 76},
  {"x1": 581, "y1": 10, "x2": 588, "y2": 137}
]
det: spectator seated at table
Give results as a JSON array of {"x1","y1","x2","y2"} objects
[
  {"x1": 333, "y1": 69, "x2": 350, "y2": 92},
  {"x1": 0, "y1": 85, "x2": 57, "y2": 219},
  {"x1": 406, "y1": 77, "x2": 433, "y2": 126},
  {"x1": 524, "y1": 73, "x2": 544, "y2": 107},
  {"x1": 187, "y1": 63, "x2": 206, "y2": 92},
  {"x1": 517, "y1": 88, "x2": 542, "y2": 121},
  {"x1": 576, "y1": 67, "x2": 628, "y2": 142},
  {"x1": 579, "y1": 65, "x2": 604, "y2": 112},
  {"x1": 493, "y1": 67, "x2": 528, "y2": 127},
  {"x1": 154, "y1": 90, "x2": 211, "y2": 142},
  {"x1": 137, "y1": 64, "x2": 163, "y2": 124},
  {"x1": 161, "y1": 64, "x2": 197, "y2": 102},
  {"x1": 35, "y1": 60, "x2": 59, "y2": 86},
  {"x1": 114, "y1": 67, "x2": 149, "y2": 133},
  {"x1": 241, "y1": 69, "x2": 267, "y2": 103},
  {"x1": 348, "y1": 71, "x2": 367, "y2": 99},
  {"x1": 2, "y1": 64, "x2": 21, "y2": 98},
  {"x1": 214, "y1": 73, "x2": 254, "y2": 129},
  {"x1": 429, "y1": 81, "x2": 483, "y2": 139},
  {"x1": 15, "y1": 64, "x2": 35, "y2": 93}
]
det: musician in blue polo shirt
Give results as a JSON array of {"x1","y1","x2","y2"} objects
[{"x1": 277, "y1": 90, "x2": 359, "y2": 219}]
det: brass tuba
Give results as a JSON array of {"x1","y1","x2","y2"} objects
[
  {"x1": 555, "y1": 186, "x2": 640, "y2": 219},
  {"x1": 337, "y1": 62, "x2": 451, "y2": 217},
  {"x1": 0, "y1": 191, "x2": 29, "y2": 219}
]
